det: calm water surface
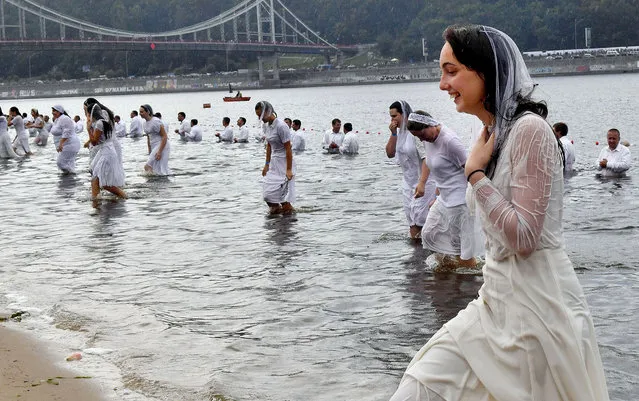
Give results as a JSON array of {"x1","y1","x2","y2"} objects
[{"x1": 1, "y1": 74, "x2": 638, "y2": 400}]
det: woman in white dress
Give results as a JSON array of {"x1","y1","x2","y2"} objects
[
  {"x1": 83, "y1": 98, "x2": 123, "y2": 172},
  {"x1": 407, "y1": 111, "x2": 482, "y2": 269},
  {"x1": 8, "y1": 107, "x2": 32, "y2": 156},
  {"x1": 28, "y1": 110, "x2": 48, "y2": 146},
  {"x1": 389, "y1": 25, "x2": 609, "y2": 401},
  {"x1": 140, "y1": 104, "x2": 170, "y2": 175},
  {"x1": 255, "y1": 101, "x2": 295, "y2": 215},
  {"x1": 43, "y1": 115, "x2": 53, "y2": 133},
  {"x1": 386, "y1": 100, "x2": 436, "y2": 239},
  {"x1": 50, "y1": 105, "x2": 81, "y2": 174},
  {"x1": 87, "y1": 104, "x2": 126, "y2": 200},
  {"x1": 0, "y1": 107, "x2": 19, "y2": 158}
]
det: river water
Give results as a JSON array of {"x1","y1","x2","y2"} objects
[{"x1": 1, "y1": 74, "x2": 638, "y2": 400}]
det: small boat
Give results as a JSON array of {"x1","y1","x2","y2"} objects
[{"x1": 223, "y1": 96, "x2": 251, "y2": 102}]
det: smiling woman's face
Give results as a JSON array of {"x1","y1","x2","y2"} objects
[{"x1": 438, "y1": 41, "x2": 486, "y2": 117}]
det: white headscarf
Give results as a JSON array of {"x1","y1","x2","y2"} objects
[
  {"x1": 257, "y1": 101, "x2": 275, "y2": 122},
  {"x1": 90, "y1": 104, "x2": 109, "y2": 125},
  {"x1": 396, "y1": 100, "x2": 412, "y2": 133},
  {"x1": 407, "y1": 112, "x2": 439, "y2": 128},
  {"x1": 482, "y1": 26, "x2": 536, "y2": 168}
]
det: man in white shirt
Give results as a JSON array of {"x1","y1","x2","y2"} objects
[
  {"x1": 234, "y1": 117, "x2": 250, "y2": 143},
  {"x1": 597, "y1": 128, "x2": 631, "y2": 177},
  {"x1": 114, "y1": 115, "x2": 127, "y2": 138},
  {"x1": 553, "y1": 122, "x2": 575, "y2": 173},
  {"x1": 322, "y1": 118, "x2": 343, "y2": 153},
  {"x1": 186, "y1": 119, "x2": 203, "y2": 142},
  {"x1": 73, "y1": 115, "x2": 84, "y2": 135},
  {"x1": 128, "y1": 110, "x2": 144, "y2": 138},
  {"x1": 290, "y1": 119, "x2": 305, "y2": 151},
  {"x1": 215, "y1": 117, "x2": 234, "y2": 142},
  {"x1": 174, "y1": 112, "x2": 191, "y2": 140},
  {"x1": 340, "y1": 122, "x2": 359, "y2": 154}
]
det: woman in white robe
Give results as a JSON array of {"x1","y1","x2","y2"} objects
[
  {"x1": 8, "y1": 107, "x2": 32, "y2": 156},
  {"x1": 140, "y1": 104, "x2": 170, "y2": 176},
  {"x1": 0, "y1": 108, "x2": 19, "y2": 158},
  {"x1": 27, "y1": 109, "x2": 48, "y2": 146},
  {"x1": 386, "y1": 100, "x2": 436, "y2": 239},
  {"x1": 389, "y1": 24, "x2": 609, "y2": 401},
  {"x1": 50, "y1": 105, "x2": 81, "y2": 173},
  {"x1": 407, "y1": 112, "x2": 483, "y2": 268},
  {"x1": 87, "y1": 104, "x2": 126, "y2": 199},
  {"x1": 83, "y1": 98, "x2": 123, "y2": 173},
  {"x1": 255, "y1": 101, "x2": 295, "y2": 215}
]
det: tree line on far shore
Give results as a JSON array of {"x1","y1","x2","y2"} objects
[{"x1": 1, "y1": 0, "x2": 636, "y2": 80}]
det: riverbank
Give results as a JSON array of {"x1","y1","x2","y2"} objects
[
  {"x1": 0, "y1": 324, "x2": 105, "y2": 401},
  {"x1": 1, "y1": 55, "x2": 637, "y2": 100}
]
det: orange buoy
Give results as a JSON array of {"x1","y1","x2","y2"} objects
[{"x1": 203, "y1": 103, "x2": 211, "y2": 109}]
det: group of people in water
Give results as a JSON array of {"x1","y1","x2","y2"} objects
[
  {"x1": 0, "y1": 99, "x2": 176, "y2": 201},
  {"x1": 249, "y1": 24, "x2": 623, "y2": 401},
  {"x1": 0, "y1": 23, "x2": 621, "y2": 401}
]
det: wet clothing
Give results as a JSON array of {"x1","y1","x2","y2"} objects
[
  {"x1": 263, "y1": 118, "x2": 295, "y2": 204},
  {"x1": 391, "y1": 114, "x2": 609, "y2": 401}
]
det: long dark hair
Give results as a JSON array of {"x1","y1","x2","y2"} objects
[
  {"x1": 443, "y1": 24, "x2": 559, "y2": 176},
  {"x1": 90, "y1": 106, "x2": 113, "y2": 139},
  {"x1": 84, "y1": 97, "x2": 115, "y2": 123}
]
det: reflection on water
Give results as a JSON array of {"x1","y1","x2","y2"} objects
[{"x1": 1, "y1": 76, "x2": 638, "y2": 400}]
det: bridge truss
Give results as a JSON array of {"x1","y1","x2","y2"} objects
[{"x1": 0, "y1": 0, "x2": 347, "y2": 81}]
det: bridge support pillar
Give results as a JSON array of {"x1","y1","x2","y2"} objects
[
  {"x1": 324, "y1": 53, "x2": 332, "y2": 65},
  {"x1": 272, "y1": 53, "x2": 280, "y2": 81},
  {"x1": 258, "y1": 55, "x2": 265, "y2": 82}
]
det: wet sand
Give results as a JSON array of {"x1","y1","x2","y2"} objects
[{"x1": 0, "y1": 325, "x2": 105, "y2": 401}]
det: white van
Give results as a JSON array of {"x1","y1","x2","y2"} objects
[{"x1": 606, "y1": 50, "x2": 619, "y2": 56}]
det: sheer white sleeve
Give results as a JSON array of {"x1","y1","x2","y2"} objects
[{"x1": 471, "y1": 116, "x2": 557, "y2": 258}]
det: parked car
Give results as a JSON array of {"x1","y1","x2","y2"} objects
[
  {"x1": 583, "y1": 53, "x2": 594, "y2": 58},
  {"x1": 605, "y1": 50, "x2": 619, "y2": 56}
]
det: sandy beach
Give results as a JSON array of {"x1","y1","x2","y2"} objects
[{"x1": 0, "y1": 324, "x2": 105, "y2": 401}]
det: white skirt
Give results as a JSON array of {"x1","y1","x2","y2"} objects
[
  {"x1": 13, "y1": 132, "x2": 31, "y2": 155},
  {"x1": 421, "y1": 200, "x2": 482, "y2": 260},
  {"x1": 0, "y1": 132, "x2": 18, "y2": 158},
  {"x1": 57, "y1": 136, "x2": 81, "y2": 173},
  {"x1": 390, "y1": 248, "x2": 609, "y2": 401},
  {"x1": 403, "y1": 178, "x2": 436, "y2": 227},
  {"x1": 146, "y1": 138, "x2": 171, "y2": 175},
  {"x1": 263, "y1": 154, "x2": 295, "y2": 204},
  {"x1": 34, "y1": 130, "x2": 49, "y2": 146},
  {"x1": 92, "y1": 140, "x2": 125, "y2": 187}
]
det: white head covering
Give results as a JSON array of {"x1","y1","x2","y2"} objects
[
  {"x1": 257, "y1": 101, "x2": 274, "y2": 121},
  {"x1": 481, "y1": 26, "x2": 536, "y2": 166},
  {"x1": 52, "y1": 104, "x2": 65, "y2": 113},
  {"x1": 407, "y1": 112, "x2": 439, "y2": 128},
  {"x1": 90, "y1": 104, "x2": 109, "y2": 124},
  {"x1": 395, "y1": 100, "x2": 412, "y2": 133}
]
